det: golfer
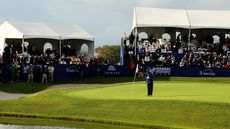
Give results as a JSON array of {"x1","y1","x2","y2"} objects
[{"x1": 145, "y1": 68, "x2": 153, "y2": 96}]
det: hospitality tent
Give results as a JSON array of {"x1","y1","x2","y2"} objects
[
  {"x1": 0, "y1": 21, "x2": 60, "y2": 54},
  {"x1": 132, "y1": 7, "x2": 230, "y2": 30},
  {"x1": 0, "y1": 21, "x2": 94, "y2": 57},
  {"x1": 47, "y1": 23, "x2": 94, "y2": 57},
  {"x1": 132, "y1": 7, "x2": 230, "y2": 47},
  {"x1": 132, "y1": 7, "x2": 190, "y2": 30},
  {"x1": 132, "y1": 7, "x2": 191, "y2": 43},
  {"x1": 187, "y1": 10, "x2": 230, "y2": 29}
]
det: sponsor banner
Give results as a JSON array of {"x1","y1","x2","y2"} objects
[
  {"x1": 1, "y1": 64, "x2": 230, "y2": 82},
  {"x1": 54, "y1": 64, "x2": 97, "y2": 81},
  {"x1": 147, "y1": 67, "x2": 171, "y2": 76},
  {"x1": 145, "y1": 66, "x2": 230, "y2": 77},
  {"x1": 100, "y1": 65, "x2": 131, "y2": 77},
  {"x1": 170, "y1": 67, "x2": 230, "y2": 77}
]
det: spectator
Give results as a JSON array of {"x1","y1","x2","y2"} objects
[
  {"x1": 179, "y1": 59, "x2": 185, "y2": 67},
  {"x1": 158, "y1": 55, "x2": 165, "y2": 66},
  {"x1": 16, "y1": 63, "x2": 21, "y2": 82},
  {"x1": 27, "y1": 64, "x2": 34, "y2": 83},
  {"x1": 42, "y1": 64, "x2": 48, "y2": 83},
  {"x1": 178, "y1": 47, "x2": 184, "y2": 54},
  {"x1": 70, "y1": 55, "x2": 78, "y2": 64},
  {"x1": 48, "y1": 64, "x2": 55, "y2": 82},
  {"x1": 9, "y1": 63, "x2": 17, "y2": 82},
  {"x1": 21, "y1": 64, "x2": 29, "y2": 82},
  {"x1": 224, "y1": 61, "x2": 230, "y2": 68},
  {"x1": 129, "y1": 32, "x2": 135, "y2": 46},
  {"x1": 121, "y1": 33, "x2": 128, "y2": 47}
]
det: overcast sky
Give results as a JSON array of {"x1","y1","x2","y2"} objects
[{"x1": 0, "y1": 0, "x2": 230, "y2": 47}]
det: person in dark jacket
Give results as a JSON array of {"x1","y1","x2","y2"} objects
[{"x1": 145, "y1": 68, "x2": 154, "y2": 96}]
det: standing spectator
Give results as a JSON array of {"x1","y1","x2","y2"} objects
[
  {"x1": 27, "y1": 64, "x2": 34, "y2": 82},
  {"x1": 21, "y1": 64, "x2": 29, "y2": 82},
  {"x1": 42, "y1": 64, "x2": 48, "y2": 83},
  {"x1": 9, "y1": 64, "x2": 17, "y2": 82},
  {"x1": 16, "y1": 63, "x2": 21, "y2": 82},
  {"x1": 9, "y1": 44, "x2": 16, "y2": 59},
  {"x1": 48, "y1": 64, "x2": 55, "y2": 82},
  {"x1": 121, "y1": 33, "x2": 128, "y2": 47},
  {"x1": 129, "y1": 32, "x2": 135, "y2": 46},
  {"x1": 149, "y1": 34, "x2": 154, "y2": 44},
  {"x1": 34, "y1": 65, "x2": 42, "y2": 82},
  {"x1": 145, "y1": 68, "x2": 154, "y2": 96}
]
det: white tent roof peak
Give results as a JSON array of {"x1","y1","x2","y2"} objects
[
  {"x1": 133, "y1": 7, "x2": 230, "y2": 30},
  {"x1": 132, "y1": 7, "x2": 190, "y2": 30},
  {"x1": 187, "y1": 9, "x2": 230, "y2": 29},
  {"x1": 47, "y1": 23, "x2": 94, "y2": 41},
  {"x1": 0, "y1": 21, "x2": 23, "y2": 38},
  {"x1": 5, "y1": 20, "x2": 59, "y2": 39},
  {"x1": 0, "y1": 20, "x2": 94, "y2": 41}
]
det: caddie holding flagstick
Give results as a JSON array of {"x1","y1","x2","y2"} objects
[{"x1": 145, "y1": 68, "x2": 154, "y2": 96}]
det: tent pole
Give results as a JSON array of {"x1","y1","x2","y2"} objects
[
  {"x1": 59, "y1": 37, "x2": 62, "y2": 57},
  {"x1": 135, "y1": 28, "x2": 138, "y2": 57},
  {"x1": 134, "y1": 8, "x2": 138, "y2": 57},
  {"x1": 186, "y1": 9, "x2": 191, "y2": 45},
  {"x1": 22, "y1": 35, "x2": 24, "y2": 53},
  {"x1": 189, "y1": 29, "x2": 191, "y2": 44}
]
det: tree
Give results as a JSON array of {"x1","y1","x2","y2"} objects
[{"x1": 95, "y1": 45, "x2": 120, "y2": 64}]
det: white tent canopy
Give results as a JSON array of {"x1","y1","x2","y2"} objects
[
  {"x1": 0, "y1": 21, "x2": 59, "y2": 39},
  {"x1": 48, "y1": 23, "x2": 94, "y2": 41},
  {"x1": 0, "y1": 20, "x2": 94, "y2": 56},
  {"x1": 0, "y1": 20, "x2": 94, "y2": 41},
  {"x1": 132, "y1": 7, "x2": 230, "y2": 30},
  {"x1": 132, "y1": 7, "x2": 190, "y2": 30},
  {"x1": 187, "y1": 10, "x2": 230, "y2": 29}
]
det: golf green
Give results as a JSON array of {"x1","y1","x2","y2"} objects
[
  {"x1": 0, "y1": 79, "x2": 230, "y2": 129},
  {"x1": 68, "y1": 81, "x2": 230, "y2": 103}
]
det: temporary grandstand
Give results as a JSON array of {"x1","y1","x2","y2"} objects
[
  {"x1": 0, "y1": 20, "x2": 94, "y2": 57},
  {"x1": 131, "y1": 7, "x2": 230, "y2": 52}
]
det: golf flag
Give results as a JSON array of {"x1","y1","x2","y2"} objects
[{"x1": 135, "y1": 64, "x2": 139, "y2": 73}]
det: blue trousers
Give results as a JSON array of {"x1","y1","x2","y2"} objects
[{"x1": 147, "y1": 82, "x2": 153, "y2": 96}]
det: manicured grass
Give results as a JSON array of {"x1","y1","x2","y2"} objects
[
  {"x1": 70, "y1": 81, "x2": 230, "y2": 103},
  {"x1": 0, "y1": 117, "x2": 143, "y2": 129},
  {"x1": 1, "y1": 77, "x2": 230, "y2": 93},
  {"x1": 0, "y1": 83, "x2": 50, "y2": 93},
  {"x1": 0, "y1": 78, "x2": 230, "y2": 129}
]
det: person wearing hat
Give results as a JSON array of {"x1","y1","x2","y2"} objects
[{"x1": 145, "y1": 68, "x2": 154, "y2": 96}]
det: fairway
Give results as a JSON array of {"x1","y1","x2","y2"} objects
[
  {"x1": 68, "y1": 81, "x2": 230, "y2": 103},
  {"x1": 0, "y1": 78, "x2": 230, "y2": 129}
]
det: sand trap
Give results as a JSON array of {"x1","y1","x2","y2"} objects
[
  {"x1": 0, "y1": 84, "x2": 98, "y2": 100},
  {"x1": 0, "y1": 91, "x2": 28, "y2": 101}
]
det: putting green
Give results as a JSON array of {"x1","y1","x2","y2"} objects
[
  {"x1": 1, "y1": 78, "x2": 230, "y2": 129},
  {"x1": 67, "y1": 81, "x2": 230, "y2": 103}
]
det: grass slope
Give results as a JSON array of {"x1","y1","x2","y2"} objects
[
  {"x1": 0, "y1": 117, "x2": 144, "y2": 129},
  {"x1": 0, "y1": 78, "x2": 230, "y2": 129}
]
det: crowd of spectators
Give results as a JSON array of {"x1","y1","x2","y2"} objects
[
  {"x1": 122, "y1": 32, "x2": 230, "y2": 69},
  {"x1": 0, "y1": 43, "x2": 95, "y2": 83}
]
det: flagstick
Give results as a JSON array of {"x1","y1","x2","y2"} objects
[
  {"x1": 133, "y1": 70, "x2": 137, "y2": 82},
  {"x1": 133, "y1": 64, "x2": 138, "y2": 82},
  {"x1": 131, "y1": 64, "x2": 138, "y2": 100}
]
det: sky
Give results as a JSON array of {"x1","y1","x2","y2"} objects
[{"x1": 1, "y1": 0, "x2": 230, "y2": 47}]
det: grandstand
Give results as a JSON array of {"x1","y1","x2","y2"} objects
[{"x1": 123, "y1": 7, "x2": 230, "y2": 75}]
